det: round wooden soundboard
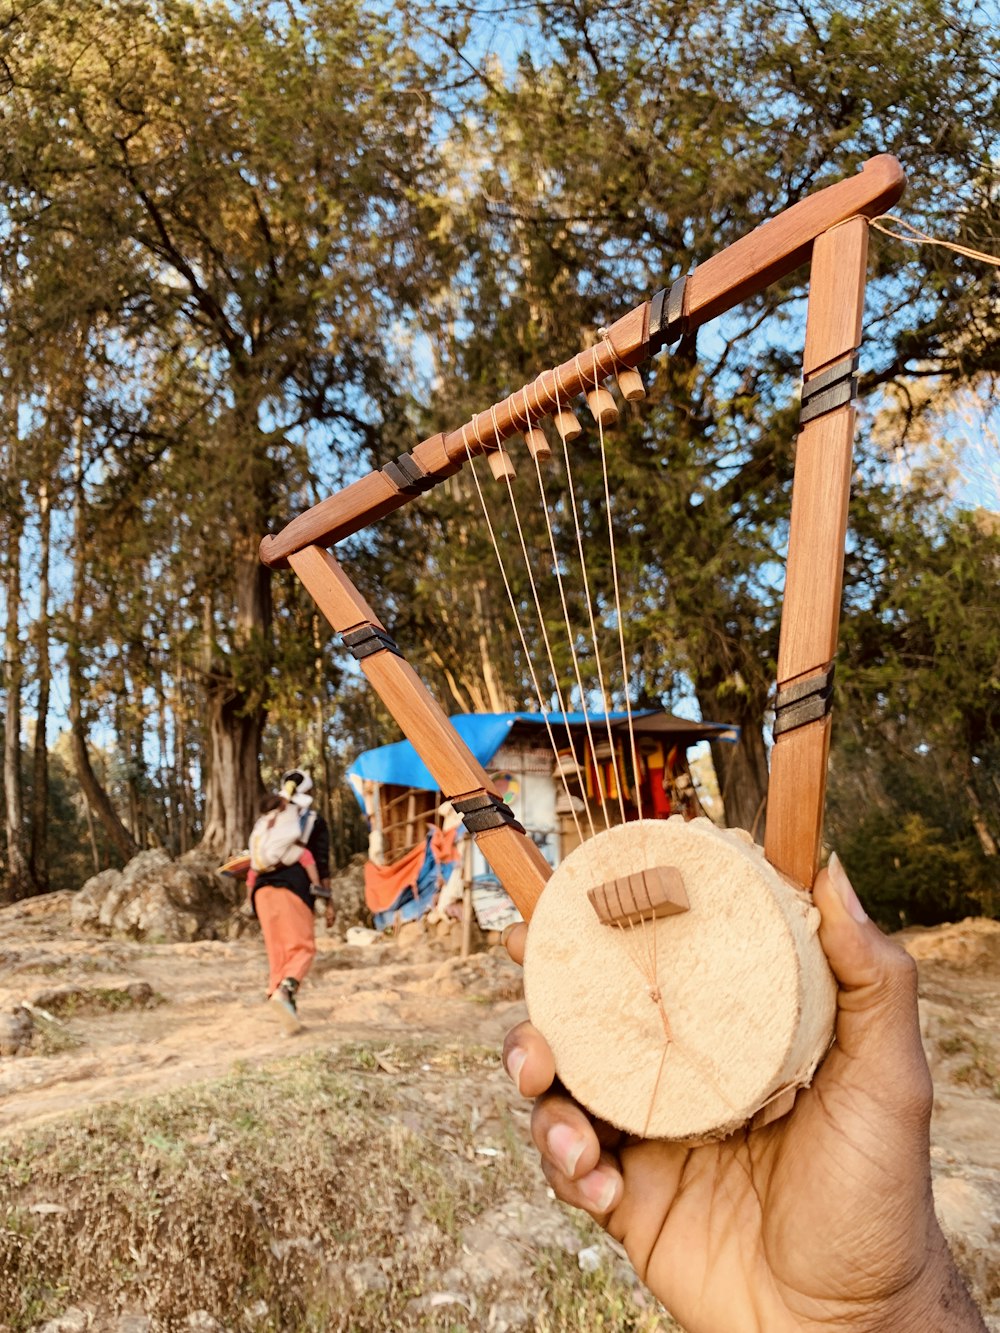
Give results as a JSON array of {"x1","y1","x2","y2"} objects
[{"x1": 522, "y1": 817, "x2": 837, "y2": 1142}]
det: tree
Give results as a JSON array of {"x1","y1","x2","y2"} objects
[
  {"x1": 359, "y1": 0, "x2": 1000, "y2": 832},
  {"x1": 1, "y1": 0, "x2": 451, "y2": 853}
]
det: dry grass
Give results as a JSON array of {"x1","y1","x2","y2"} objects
[
  {"x1": 0, "y1": 1039, "x2": 675, "y2": 1332},
  {"x1": 937, "y1": 1032, "x2": 1000, "y2": 1099}
]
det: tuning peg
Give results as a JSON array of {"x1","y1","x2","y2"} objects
[
  {"x1": 552, "y1": 409, "x2": 582, "y2": 443},
  {"x1": 523, "y1": 427, "x2": 552, "y2": 462},
  {"x1": 585, "y1": 386, "x2": 619, "y2": 426},
  {"x1": 616, "y1": 368, "x2": 646, "y2": 401},
  {"x1": 486, "y1": 447, "x2": 516, "y2": 481}
]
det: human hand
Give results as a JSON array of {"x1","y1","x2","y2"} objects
[{"x1": 503, "y1": 856, "x2": 986, "y2": 1332}]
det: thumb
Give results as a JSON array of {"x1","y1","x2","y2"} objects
[{"x1": 813, "y1": 854, "x2": 928, "y2": 1091}]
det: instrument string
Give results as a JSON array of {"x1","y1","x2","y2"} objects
[
  {"x1": 551, "y1": 365, "x2": 617, "y2": 831},
  {"x1": 871, "y1": 214, "x2": 1000, "y2": 268},
  {"x1": 518, "y1": 384, "x2": 609, "y2": 839},
  {"x1": 590, "y1": 354, "x2": 644, "y2": 826},
  {"x1": 569, "y1": 353, "x2": 628, "y2": 828},
  {"x1": 458, "y1": 423, "x2": 584, "y2": 845},
  {"x1": 482, "y1": 405, "x2": 589, "y2": 844}
]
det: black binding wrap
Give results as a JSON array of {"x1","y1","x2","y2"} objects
[
  {"x1": 451, "y1": 791, "x2": 526, "y2": 836},
  {"x1": 341, "y1": 624, "x2": 403, "y2": 661},
  {"x1": 772, "y1": 666, "x2": 835, "y2": 738},
  {"x1": 799, "y1": 353, "x2": 859, "y2": 426},
  {"x1": 382, "y1": 451, "x2": 438, "y2": 495},
  {"x1": 647, "y1": 274, "x2": 688, "y2": 354}
]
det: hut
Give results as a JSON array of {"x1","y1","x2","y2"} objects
[{"x1": 347, "y1": 711, "x2": 738, "y2": 935}]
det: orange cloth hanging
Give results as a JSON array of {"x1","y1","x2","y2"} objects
[
  {"x1": 363, "y1": 823, "x2": 461, "y2": 915},
  {"x1": 364, "y1": 839, "x2": 428, "y2": 914}
]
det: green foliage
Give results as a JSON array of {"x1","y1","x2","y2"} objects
[
  {"x1": 0, "y1": 0, "x2": 998, "y2": 903},
  {"x1": 830, "y1": 497, "x2": 1000, "y2": 924}
]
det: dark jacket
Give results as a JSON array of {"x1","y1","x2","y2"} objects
[{"x1": 251, "y1": 813, "x2": 331, "y2": 914}]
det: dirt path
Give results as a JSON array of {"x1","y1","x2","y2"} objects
[
  {"x1": 0, "y1": 893, "x2": 522, "y2": 1136},
  {"x1": 2, "y1": 895, "x2": 999, "y2": 1328}
]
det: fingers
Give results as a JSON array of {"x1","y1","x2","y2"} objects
[
  {"x1": 503, "y1": 1020, "x2": 624, "y2": 1220},
  {"x1": 814, "y1": 854, "x2": 931, "y2": 1114},
  {"x1": 502, "y1": 1020, "x2": 556, "y2": 1099},
  {"x1": 532, "y1": 1093, "x2": 623, "y2": 1219},
  {"x1": 502, "y1": 921, "x2": 526, "y2": 966}
]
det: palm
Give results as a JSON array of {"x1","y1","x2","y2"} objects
[{"x1": 609, "y1": 1042, "x2": 933, "y2": 1331}]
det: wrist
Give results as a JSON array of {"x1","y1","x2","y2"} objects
[{"x1": 860, "y1": 1226, "x2": 986, "y2": 1333}]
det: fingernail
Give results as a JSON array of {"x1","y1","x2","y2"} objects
[
  {"x1": 500, "y1": 924, "x2": 516, "y2": 947},
  {"x1": 506, "y1": 1047, "x2": 527, "y2": 1094},
  {"x1": 580, "y1": 1169, "x2": 618, "y2": 1214},
  {"x1": 828, "y1": 853, "x2": 868, "y2": 923},
  {"x1": 546, "y1": 1122, "x2": 585, "y2": 1176}
]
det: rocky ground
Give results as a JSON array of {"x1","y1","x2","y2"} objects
[{"x1": 0, "y1": 885, "x2": 998, "y2": 1331}]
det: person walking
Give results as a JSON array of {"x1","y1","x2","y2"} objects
[{"x1": 248, "y1": 769, "x2": 335, "y2": 1033}]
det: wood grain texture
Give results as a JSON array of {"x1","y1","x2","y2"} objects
[
  {"x1": 261, "y1": 471, "x2": 402, "y2": 569},
  {"x1": 803, "y1": 218, "x2": 869, "y2": 372},
  {"x1": 360, "y1": 654, "x2": 499, "y2": 799},
  {"x1": 588, "y1": 865, "x2": 689, "y2": 926},
  {"x1": 288, "y1": 546, "x2": 385, "y2": 632},
  {"x1": 775, "y1": 408, "x2": 856, "y2": 685},
  {"x1": 767, "y1": 219, "x2": 872, "y2": 888},
  {"x1": 474, "y1": 824, "x2": 553, "y2": 921},
  {"x1": 685, "y1": 156, "x2": 901, "y2": 327},
  {"x1": 260, "y1": 159, "x2": 902, "y2": 566},
  {"x1": 764, "y1": 715, "x2": 832, "y2": 889}
]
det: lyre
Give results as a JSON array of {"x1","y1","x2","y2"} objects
[{"x1": 260, "y1": 155, "x2": 906, "y2": 1140}]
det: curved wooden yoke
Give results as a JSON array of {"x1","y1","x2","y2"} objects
[{"x1": 264, "y1": 155, "x2": 906, "y2": 920}]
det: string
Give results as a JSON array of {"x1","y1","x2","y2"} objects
[
  {"x1": 871, "y1": 214, "x2": 1000, "y2": 268},
  {"x1": 485, "y1": 404, "x2": 588, "y2": 845},
  {"x1": 573, "y1": 354, "x2": 628, "y2": 828},
  {"x1": 551, "y1": 364, "x2": 617, "y2": 830},
  {"x1": 590, "y1": 353, "x2": 644, "y2": 824},
  {"x1": 458, "y1": 422, "x2": 561, "y2": 761},
  {"x1": 519, "y1": 386, "x2": 607, "y2": 839}
]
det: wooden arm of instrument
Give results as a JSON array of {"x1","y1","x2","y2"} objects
[{"x1": 260, "y1": 155, "x2": 904, "y2": 569}]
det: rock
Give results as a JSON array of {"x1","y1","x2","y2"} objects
[
  {"x1": 114, "y1": 1318, "x2": 151, "y2": 1333},
  {"x1": 346, "y1": 1258, "x2": 390, "y2": 1296},
  {"x1": 184, "y1": 1314, "x2": 223, "y2": 1332},
  {"x1": 394, "y1": 919, "x2": 427, "y2": 951},
  {"x1": 69, "y1": 869, "x2": 121, "y2": 932},
  {"x1": 0, "y1": 1007, "x2": 33, "y2": 1055},
  {"x1": 486, "y1": 1299, "x2": 535, "y2": 1330},
  {"x1": 458, "y1": 1233, "x2": 522, "y2": 1285},
  {"x1": 33, "y1": 1308, "x2": 89, "y2": 1332},
  {"x1": 577, "y1": 1244, "x2": 603, "y2": 1272},
  {"x1": 328, "y1": 856, "x2": 369, "y2": 931},
  {"x1": 71, "y1": 851, "x2": 235, "y2": 944}
]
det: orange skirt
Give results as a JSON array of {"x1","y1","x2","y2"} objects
[{"x1": 254, "y1": 886, "x2": 317, "y2": 996}]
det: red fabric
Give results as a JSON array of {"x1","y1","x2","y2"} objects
[
  {"x1": 364, "y1": 825, "x2": 461, "y2": 914},
  {"x1": 254, "y1": 885, "x2": 317, "y2": 996}
]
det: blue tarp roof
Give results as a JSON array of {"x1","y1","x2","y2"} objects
[{"x1": 347, "y1": 710, "x2": 737, "y2": 795}]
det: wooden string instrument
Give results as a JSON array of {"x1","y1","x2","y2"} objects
[{"x1": 260, "y1": 155, "x2": 906, "y2": 1140}]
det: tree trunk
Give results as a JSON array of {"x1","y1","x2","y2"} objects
[
  {"x1": 198, "y1": 530, "x2": 271, "y2": 855},
  {"x1": 3, "y1": 483, "x2": 32, "y2": 901},
  {"x1": 29, "y1": 473, "x2": 52, "y2": 893},
  {"x1": 68, "y1": 417, "x2": 139, "y2": 866},
  {"x1": 695, "y1": 682, "x2": 771, "y2": 838}
]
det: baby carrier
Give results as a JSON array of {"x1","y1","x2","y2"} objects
[{"x1": 249, "y1": 804, "x2": 317, "y2": 874}]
